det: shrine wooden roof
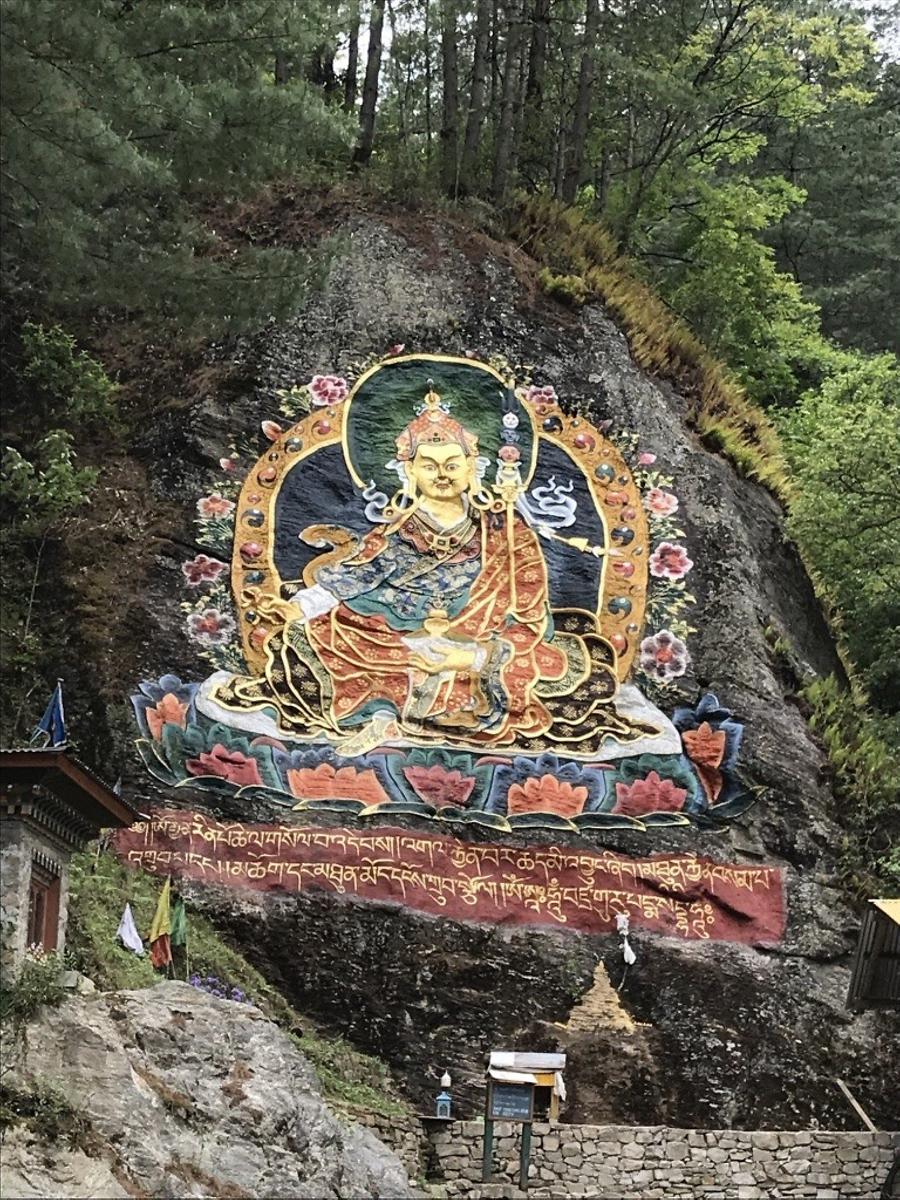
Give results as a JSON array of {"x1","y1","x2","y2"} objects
[{"x1": 0, "y1": 748, "x2": 140, "y2": 830}]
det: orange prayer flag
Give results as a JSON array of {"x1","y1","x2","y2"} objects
[{"x1": 149, "y1": 878, "x2": 172, "y2": 969}]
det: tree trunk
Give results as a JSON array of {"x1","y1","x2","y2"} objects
[
  {"x1": 274, "y1": 50, "x2": 291, "y2": 85},
  {"x1": 525, "y1": 0, "x2": 550, "y2": 102},
  {"x1": 423, "y1": 0, "x2": 433, "y2": 162},
  {"x1": 490, "y1": 0, "x2": 501, "y2": 131},
  {"x1": 553, "y1": 121, "x2": 567, "y2": 196},
  {"x1": 519, "y1": 0, "x2": 551, "y2": 179},
  {"x1": 459, "y1": 0, "x2": 492, "y2": 193},
  {"x1": 439, "y1": 0, "x2": 460, "y2": 196},
  {"x1": 351, "y1": 0, "x2": 386, "y2": 168},
  {"x1": 510, "y1": 10, "x2": 531, "y2": 181},
  {"x1": 344, "y1": 0, "x2": 360, "y2": 112},
  {"x1": 491, "y1": 0, "x2": 525, "y2": 200},
  {"x1": 597, "y1": 143, "x2": 610, "y2": 210},
  {"x1": 306, "y1": 43, "x2": 339, "y2": 98},
  {"x1": 561, "y1": 0, "x2": 600, "y2": 204}
]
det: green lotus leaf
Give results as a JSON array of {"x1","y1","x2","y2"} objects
[
  {"x1": 573, "y1": 811, "x2": 647, "y2": 831},
  {"x1": 507, "y1": 812, "x2": 578, "y2": 831}
]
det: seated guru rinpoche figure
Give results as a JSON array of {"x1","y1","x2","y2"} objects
[{"x1": 207, "y1": 387, "x2": 663, "y2": 755}]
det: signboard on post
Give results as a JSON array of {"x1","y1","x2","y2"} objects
[
  {"x1": 483, "y1": 1071, "x2": 538, "y2": 1190},
  {"x1": 488, "y1": 1081, "x2": 535, "y2": 1122}
]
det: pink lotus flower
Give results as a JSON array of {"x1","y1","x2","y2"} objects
[
  {"x1": 186, "y1": 607, "x2": 236, "y2": 646},
  {"x1": 649, "y1": 542, "x2": 693, "y2": 581},
  {"x1": 182, "y1": 554, "x2": 227, "y2": 587},
  {"x1": 261, "y1": 420, "x2": 283, "y2": 442},
  {"x1": 524, "y1": 384, "x2": 557, "y2": 407},
  {"x1": 197, "y1": 493, "x2": 235, "y2": 518},
  {"x1": 186, "y1": 744, "x2": 263, "y2": 788},
  {"x1": 219, "y1": 457, "x2": 237, "y2": 472},
  {"x1": 386, "y1": 343, "x2": 406, "y2": 357},
  {"x1": 309, "y1": 375, "x2": 349, "y2": 407},
  {"x1": 403, "y1": 764, "x2": 475, "y2": 808},
  {"x1": 637, "y1": 451, "x2": 657, "y2": 466},
  {"x1": 612, "y1": 771, "x2": 688, "y2": 817},
  {"x1": 639, "y1": 629, "x2": 689, "y2": 681}
]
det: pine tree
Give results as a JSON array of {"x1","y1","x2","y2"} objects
[{"x1": 1, "y1": 0, "x2": 351, "y2": 327}]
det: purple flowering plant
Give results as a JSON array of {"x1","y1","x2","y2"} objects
[{"x1": 188, "y1": 973, "x2": 251, "y2": 1005}]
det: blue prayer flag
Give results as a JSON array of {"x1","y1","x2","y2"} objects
[{"x1": 31, "y1": 681, "x2": 67, "y2": 748}]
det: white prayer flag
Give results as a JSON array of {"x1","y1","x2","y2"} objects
[{"x1": 117, "y1": 902, "x2": 144, "y2": 955}]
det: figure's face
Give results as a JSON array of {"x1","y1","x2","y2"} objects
[{"x1": 408, "y1": 443, "x2": 471, "y2": 500}]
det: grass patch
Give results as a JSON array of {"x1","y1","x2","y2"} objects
[
  {"x1": 66, "y1": 849, "x2": 411, "y2": 1118},
  {"x1": 292, "y1": 1029, "x2": 408, "y2": 1118},
  {"x1": 802, "y1": 676, "x2": 900, "y2": 898}
]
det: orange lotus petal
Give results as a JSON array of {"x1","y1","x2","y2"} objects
[
  {"x1": 287, "y1": 764, "x2": 387, "y2": 805},
  {"x1": 682, "y1": 722, "x2": 726, "y2": 770},
  {"x1": 507, "y1": 775, "x2": 587, "y2": 818},
  {"x1": 147, "y1": 693, "x2": 188, "y2": 740}
]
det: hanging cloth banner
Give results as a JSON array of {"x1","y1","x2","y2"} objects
[
  {"x1": 116, "y1": 902, "x2": 144, "y2": 955},
  {"x1": 170, "y1": 896, "x2": 188, "y2": 948},
  {"x1": 148, "y1": 877, "x2": 172, "y2": 968}
]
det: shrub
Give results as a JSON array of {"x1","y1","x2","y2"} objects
[
  {"x1": 803, "y1": 674, "x2": 900, "y2": 896},
  {"x1": 0, "y1": 1081, "x2": 96, "y2": 1151},
  {"x1": 0, "y1": 946, "x2": 65, "y2": 1027}
]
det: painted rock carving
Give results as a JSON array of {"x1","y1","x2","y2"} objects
[{"x1": 134, "y1": 354, "x2": 756, "y2": 831}]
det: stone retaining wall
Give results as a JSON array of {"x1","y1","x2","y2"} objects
[
  {"x1": 427, "y1": 1120, "x2": 897, "y2": 1199},
  {"x1": 352, "y1": 1109, "x2": 426, "y2": 1179}
]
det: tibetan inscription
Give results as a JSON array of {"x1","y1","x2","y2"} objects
[{"x1": 114, "y1": 810, "x2": 785, "y2": 944}]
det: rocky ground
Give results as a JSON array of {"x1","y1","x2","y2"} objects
[
  {"x1": 2, "y1": 980, "x2": 415, "y2": 1199},
  {"x1": 49, "y1": 200, "x2": 900, "y2": 1131}
]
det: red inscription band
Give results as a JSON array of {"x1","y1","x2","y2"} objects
[{"x1": 113, "y1": 810, "x2": 785, "y2": 944}]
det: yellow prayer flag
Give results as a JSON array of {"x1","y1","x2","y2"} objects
[{"x1": 149, "y1": 877, "x2": 171, "y2": 943}]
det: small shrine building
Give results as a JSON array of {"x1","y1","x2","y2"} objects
[{"x1": 0, "y1": 748, "x2": 139, "y2": 978}]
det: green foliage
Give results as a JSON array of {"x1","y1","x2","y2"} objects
[
  {"x1": 649, "y1": 175, "x2": 821, "y2": 405},
  {"x1": 780, "y1": 354, "x2": 900, "y2": 711},
  {"x1": 1, "y1": 0, "x2": 351, "y2": 328},
  {"x1": 292, "y1": 1030, "x2": 407, "y2": 1117},
  {"x1": 65, "y1": 853, "x2": 160, "y2": 992},
  {"x1": 514, "y1": 195, "x2": 790, "y2": 498},
  {"x1": 537, "y1": 269, "x2": 589, "y2": 306},
  {"x1": 66, "y1": 849, "x2": 411, "y2": 1117},
  {"x1": 0, "y1": 1081, "x2": 96, "y2": 1151},
  {"x1": 0, "y1": 948, "x2": 65, "y2": 1028},
  {"x1": 1, "y1": 434, "x2": 97, "y2": 537},
  {"x1": 0, "y1": 321, "x2": 118, "y2": 743},
  {"x1": 802, "y1": 675, "x2": 900, "y2": 896},
  {"x1": 19, "y1": 322, "x2": 118, "y2": 427},
  {"x1": 763, "y1": 62, "x2": 900, "y2": 356}
]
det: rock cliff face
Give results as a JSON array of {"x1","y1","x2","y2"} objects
[
  {"x1": 61, "y1": 205, "x2": 899, "y2": 1130},
  {"x1": 3, "y1": 981, "x2": 414, "y2": 1199}
]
